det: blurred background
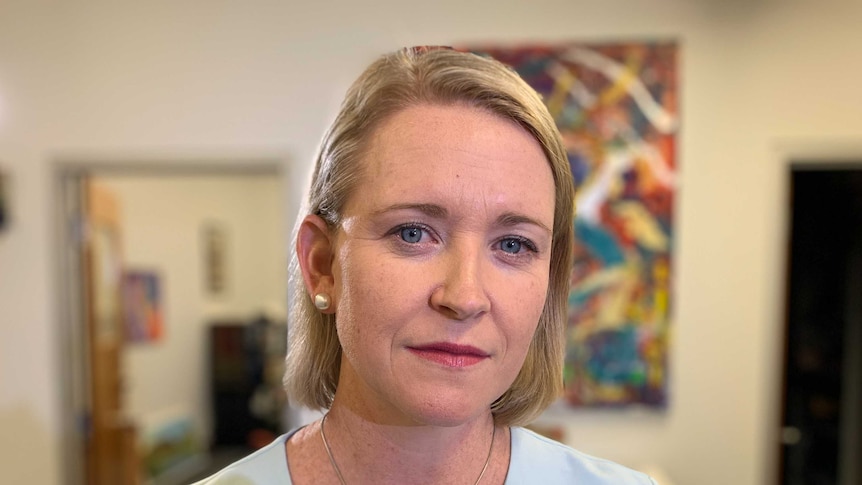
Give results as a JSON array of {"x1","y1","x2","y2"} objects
[{"x1": 1, "y1": 1, "x2": 861, "y2": 484}]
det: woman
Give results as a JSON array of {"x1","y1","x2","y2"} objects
[{"x1": 197, "y1": 47, "x2": 656, "y2": 484}]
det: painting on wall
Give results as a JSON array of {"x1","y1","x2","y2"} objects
[
  {"x1": 469, "y1": 41, "x2": 678, "y2": 407},
  {"x1": 202, "y1": 222, "x2": 229, "y2": 297},
  {"x1": 123, "y1": 270, "x2": 164, "y2": 343}
]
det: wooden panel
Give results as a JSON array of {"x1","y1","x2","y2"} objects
[{"x1": 84, "y1": 180, "x2": 140, "y2": 485}]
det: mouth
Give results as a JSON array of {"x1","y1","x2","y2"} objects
[{"x1": 406, "y1": 342, "x2": 490, "y2": 368}]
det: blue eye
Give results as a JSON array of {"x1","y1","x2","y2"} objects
[
  {"x1": 399, "y1": 226, "x2": 423, "y2": 243},
  {"x1": 501, "y1": 238, "x2": 522, "y2": 254}
]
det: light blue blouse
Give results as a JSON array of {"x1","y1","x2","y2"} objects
[{"x1": 194, "y1": 426, "x2": 657, "y2": 484}]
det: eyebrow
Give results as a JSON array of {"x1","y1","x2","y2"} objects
[
  {"x1": 375, "y1": 204, "x2": 552, "y2": 234},
  {"x1": 373, "y1": 203, "x2": 448, "y2": 218},
  {"x1": 496, "y1": 212, "x2": 552, "y2": 235}
]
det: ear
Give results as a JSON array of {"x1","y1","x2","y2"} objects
[{"x1": 296, "y1": 214, "x2": 337, "y2": 313}]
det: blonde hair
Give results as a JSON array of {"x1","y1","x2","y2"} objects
[{"x1": 285, "y1": 47, "x2": 575, "y2": 426}]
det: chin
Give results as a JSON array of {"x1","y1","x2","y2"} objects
[{"x1": 400, "y1": 391, "x2": 493, "y2": 428}]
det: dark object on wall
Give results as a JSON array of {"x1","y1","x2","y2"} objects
[
  {"x1": 209, "y1": 317, "x2": 286, "y2": 448},
  {"x1": 0, "y1": 170, "x2": 8, "y2": 231}
]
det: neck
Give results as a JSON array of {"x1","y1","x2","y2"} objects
[{"x1": 322, "y1": 401, "x2": 504, "y2": 485}]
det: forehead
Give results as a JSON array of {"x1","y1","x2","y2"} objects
[
  {"x1": 367, "y1": 103, "x2": 535, "y2": 160},
  {"x1": 340, "y1": 103, "x2": 555, "y2": 228}
]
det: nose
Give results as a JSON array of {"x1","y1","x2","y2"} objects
[{"x1": 429, "y1": 242, "x2": 491, "y2": 321}]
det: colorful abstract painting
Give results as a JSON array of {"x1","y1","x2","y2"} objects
[
  {"x1": 123, "y1": 270, "x2": 164, "y2": 343},
  {"x1": 470, "y1": 42, "x2": 677, "y2": 407}
]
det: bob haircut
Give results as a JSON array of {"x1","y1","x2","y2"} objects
[{"x1": 285, "y1": 46, "x2": 575, "y2": 426}]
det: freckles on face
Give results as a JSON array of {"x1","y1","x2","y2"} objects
[{"x1": 329, "y1": 103, "x2": 556, "y2": 424}]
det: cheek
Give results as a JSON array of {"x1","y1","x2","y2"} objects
[
  {"x1": 334, "y1": 246, "x2": 413, "y2": 346},
  {"x1": 509, "y1": 274, "x2": 550, "y2": 346},
  {"x1": 510, "y1": 269, "x2": 549, "y2": 311}
]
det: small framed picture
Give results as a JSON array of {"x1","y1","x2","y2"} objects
[
  {"x1": 0, "y1": 170, "x2": 8, "y2": 231},
  {"x1": 202, "y1": 222, "x2": 229, "y2": 296},
  {"x1": 123, "y1": 270, "x2": 164, "y2": 343}
]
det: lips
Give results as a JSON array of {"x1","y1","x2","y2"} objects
[{"x1": 407, "y1": 342, "x2": 490, "y2": 368}]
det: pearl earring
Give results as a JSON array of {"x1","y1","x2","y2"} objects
[{"x1": 314, "y1": 293, "x2": 331, "y2": 311}]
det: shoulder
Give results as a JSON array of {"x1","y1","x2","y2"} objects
[
  {"x1": 192, "y1": 430, "x2": 297, "y2": 485},
  {"x1": 506, "y1": 427, "x2": 657, "y2": 485}
]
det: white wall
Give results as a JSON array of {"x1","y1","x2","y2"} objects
[
  {"x1": 3, "y1": 1, "x2": 862, "y2": 484},
  {"x1": 98, "y1": 174, "x2": 285, "y2": 446}
]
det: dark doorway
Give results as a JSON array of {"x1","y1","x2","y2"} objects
[{"x1": 779, "y1": 167, "x2": 862, "y2": 485}]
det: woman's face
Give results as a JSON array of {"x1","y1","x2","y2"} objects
[{"x1": 330, "y1": 103, "x2": 555, "y2": 427}]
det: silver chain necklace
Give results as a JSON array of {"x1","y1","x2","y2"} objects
[{"x1": 319, "y1": 413, "x2": 496, "y2": 485}]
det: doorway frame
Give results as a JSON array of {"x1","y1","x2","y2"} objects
[
  {"x1": 52, "y1": 156, "x2": 290, "y2": 485},
  {"x1": 768, "y1": 140, "x2": 862, "y2": 485}
]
